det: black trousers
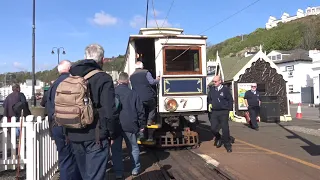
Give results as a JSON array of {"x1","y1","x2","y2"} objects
[
  {"x1": 143, "y1": 98, "x2": 156, "y2": 124},
  {"x1": 209, "y1": 110, "x2": 231, "y2": 147},
  {"x1": 248, "y1": 106, "x2": 259, "y2": 129}
]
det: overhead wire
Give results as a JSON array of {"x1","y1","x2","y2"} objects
[
  {"x1": 199, "y1": 0, "x2": 261, "y2": 35},
  {"x1": 153, "y1": 0, "x2": 175, "y2": 61},
  {"x1": 161, "y1": 0, "x2": 262, "y2": 63}
]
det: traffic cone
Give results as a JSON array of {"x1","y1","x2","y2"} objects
[{"x1": 296, "y1": 103, "x2": 302, "y2": 119}]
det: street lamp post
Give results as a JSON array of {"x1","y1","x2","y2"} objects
[
  {"x1": 31, "y1": 0, "x2": 36, "y2": 106},
  {"x1": 51, "y1": 47, "x2": 66, "y2": 64}
]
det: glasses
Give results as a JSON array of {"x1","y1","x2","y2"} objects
[
  {"x1": 251, "y1": 86, "x2": 256, "y2": 87},
  {"x1": 213, "y1": 81, "x2": 219, "y2": 83}
]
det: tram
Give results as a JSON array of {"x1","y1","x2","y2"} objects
[{"x1": 123, "y1": 28, "x2": 208, "y2": 148}]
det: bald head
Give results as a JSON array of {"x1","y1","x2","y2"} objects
[
  {"x1": 57, "y1": 60, "x2": 71, "y2": 74},
  {"x1": 135, "y1": 61, "x2": 144, "y2": 69},
  {"x1": 212, "y1": 75, "x2": 222, "y2": 87}
]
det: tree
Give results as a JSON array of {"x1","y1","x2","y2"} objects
[{"x1": 302, "y1": 23, "x2": 318, "y2": 50}]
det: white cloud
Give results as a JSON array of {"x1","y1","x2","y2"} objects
[
  {"x1": 89, "y1": 11, "x2": 118, "y2": 27},
  {"x1": 13, "y1": 62, "x2": 27, "y2": 71},
  {"x1": 130, "y1": 15, "x2": 172, "y2": 28}
]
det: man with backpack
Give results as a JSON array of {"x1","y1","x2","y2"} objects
[
  {"x1": 47, "y1": 60, "x2": 82, "y2": 180},
  {"x1": 111, "y1": 72, "x2": 145, "y2": 179},
  {"x1": 55, "y1": 44, "x2": 119, "y2": 180}
]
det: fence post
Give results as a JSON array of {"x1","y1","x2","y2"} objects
[{"x1": 25, "y1": 115, "x2": 35, "y2": 180}]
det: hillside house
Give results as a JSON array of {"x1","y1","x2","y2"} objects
[
  {"x1": 215, "y1": 47, "x2": 290, "y2": 122},
  {"x1": 267, "y1": 49, "x2": 313, "y2": 104},
  {"x1": 265, "y1": 6, "x2": 320, "y2": 29}
]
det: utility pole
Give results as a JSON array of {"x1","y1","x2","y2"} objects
[
  {"x1": 145, "y1": 0, "x2": 149, "y2": 28},
  {"x1": 32, "y1": 0, "x2": 36, "y2": 106}
]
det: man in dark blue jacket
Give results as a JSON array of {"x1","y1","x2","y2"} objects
[
  {"x1": 208, "y1": 75, "x2": 233, "y2": 153},
  {"x1": 111, "y1": 72, "x2": 145, "y2": 178},
  {"x1": 244, "y1": 83, "x2": 261, "y2": 131},
  {"x1": 47, "y1": 60, "x2": 82, "y2": 180}
]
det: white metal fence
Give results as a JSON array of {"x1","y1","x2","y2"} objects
[{"x1": 0, "y1": 115, "x2": 58, "y2": 180}]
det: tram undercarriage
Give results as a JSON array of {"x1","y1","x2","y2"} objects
[{"x1": 138, "y1": 115, "x2": 201, "y2": 149}]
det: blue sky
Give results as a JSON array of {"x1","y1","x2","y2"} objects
[{"x1": 0, "y1": 0, "x2": 318, "y2": 73}]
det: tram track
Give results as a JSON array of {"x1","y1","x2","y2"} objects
[{"x1": 145, "y1": 146, "x2": 234, "y2": 180}]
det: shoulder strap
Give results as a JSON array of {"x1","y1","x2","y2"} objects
[{"x1": 84, "y1": 69, "x2": 104, "y2": 80}]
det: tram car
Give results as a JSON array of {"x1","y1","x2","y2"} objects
[{"x1": 123, "y1": 28, "x2": 208, "y2": 148}]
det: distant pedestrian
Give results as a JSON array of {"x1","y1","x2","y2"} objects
[
  {"x1": 3, "y1": 84, "x2": 31, "y2": 137},
  {"x1": 47, "y1": 60, "x2": 82, "y2": 180},
  {"x1": 208, "y1": 75, "x2": 233, "y2": 153},
  {"x1": 111, "y1": 72, "x2": 145, "y2": 179},
  {"x1": 244, "y1": 83, "x2": 261, "y2": 131}
]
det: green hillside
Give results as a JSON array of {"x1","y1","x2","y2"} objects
[{"x1": 207, "y1": 15, "x2": 320, "y2": 59}]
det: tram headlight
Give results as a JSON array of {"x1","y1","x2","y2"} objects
[
  {"x1": 188, "y1": 115, "x2": 196, "y2": 123},
  {"x1": 164, "y1": 98, "x2": 178, "y2": 112}
]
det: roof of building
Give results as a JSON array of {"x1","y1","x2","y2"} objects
[
  {"x1": 220, "y1": 55, "x2": 253, "y2": 82},
  {"x1": 272, "y1": 49, "x2": 312, "y2": 64}
]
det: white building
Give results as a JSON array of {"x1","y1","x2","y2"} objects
[
  {"x1": 267, "y1": 49, "x2": 313, "y2": 104},
  {"x1": 266, "y1": 6, "x2": 320, "y2": 29},
  {"x1": 0, "y1": 79, "x2": 45, "y2": 100},
  {"x1": 310, "y1": 50, "x2": 320, "y2": 105}
]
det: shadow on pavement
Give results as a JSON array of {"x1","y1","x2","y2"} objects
[
  {"x1": 277, "y1": 123, "x2": 320, "y2": 156},
  {"x1": 107, "y1": 147, "x2": 171, "y2": 179}
]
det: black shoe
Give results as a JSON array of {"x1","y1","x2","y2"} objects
[
  {"x1": 226, "y1": 147, "x2": 232, "y2": 153},
  {"x1": 147, "y1": 120, "x2": 155, "y2": 125},
  {"x1": 255, "y1": 127, "x2": 259, "y2": 131},
  {"x1": 216, "y1": 139, "x2": 222, "y2": 148}
]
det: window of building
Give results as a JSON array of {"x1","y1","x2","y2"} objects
[
  {"x1": 288, "y1": 85, "x2": 293, "y2": 92},
  {"x1": 285, "y1": 65, "x2": 294, "y2": 71},
  {"x1": 207, "y1": 66, "x2": 215, "y2": 75},
  {"x1": 276, "y1": 54, "x2": 282, "y2": 60},
  {"x1": 163, "y1": 46, "x2": 201, "y2": 74}
]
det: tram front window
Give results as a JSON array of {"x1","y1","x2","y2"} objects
[{"x1": 163, "y1": 46, "x2": 201, "y2": 75}]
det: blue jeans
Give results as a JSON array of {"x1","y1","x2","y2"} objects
[
  {"x1": 52, "y1": 127, "x2": 82, "y2": 180},
  {"x1": 111, "y1": 132, "x2": 140, "y2": 176},
  {"x1": 71, "y1": 139, "x2": 109, "y2": 180},
  {"x1": 16, "y1": 128, "x2": 20, "y2": 137}
]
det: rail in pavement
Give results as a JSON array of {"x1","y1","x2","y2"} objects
[{"x1": 193, "y1": 120, "x2": 320, "y2": 180}]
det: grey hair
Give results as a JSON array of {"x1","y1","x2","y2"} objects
[
  {"x1": 57, "y1": 60, "x2": 71, "y2": 73},
  {"x1": 118, "y1": 72, "x2": 129, "y2": 82},
  {"x1": 84, "y1": 44, "x2": 105, "y2": 62},
  {"x1": 12, "y1": 84, "x2": 20, "y2": 91}
]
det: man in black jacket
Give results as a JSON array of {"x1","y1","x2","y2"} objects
[
  {"x1": 68, "y1": 44, "x2": 120, "y2": 180},
  {"x1": 47, "y1": 60, "x2": 82, "y2": 180},
  {"x1": 244, "y1": 83, "x2": 261, "y2": 131},
  {"x1": 208, "y1": 75, "x2": 233, "y2": 153},
  {"x1": 111, "y1": 72, "x2": 145, "y2": 178}
]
